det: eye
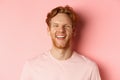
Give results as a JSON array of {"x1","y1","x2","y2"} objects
[
  {"x1": 53, "y1": 24, "x2": 58, "y2": 27},
  {"x1": 64, "y1": 25, "x2": 72, "y2": 28}
]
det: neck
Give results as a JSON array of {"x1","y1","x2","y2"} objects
[{"x1": 50, "y1": 46, "x2": 73, "y2": 60}]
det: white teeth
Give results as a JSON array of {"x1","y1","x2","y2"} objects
[{"x1": 56, "y1": 36, "x2": 65, "y2": 38}]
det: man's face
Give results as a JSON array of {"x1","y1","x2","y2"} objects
[{"x1": 48, "y1": 13, "x2": 74, "y2": 49}]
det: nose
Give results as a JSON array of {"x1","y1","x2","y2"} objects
[{"x1": 58, "y1": 26, "x2": 65, "y2": 32}]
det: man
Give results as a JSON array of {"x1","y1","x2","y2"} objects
[{"x1": 20, "y1": 5, "x2": 101, "y2": 80}]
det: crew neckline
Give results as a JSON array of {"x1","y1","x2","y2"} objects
[{"x1": 48, "y1": 50, "x2": 76, "y2": 63}]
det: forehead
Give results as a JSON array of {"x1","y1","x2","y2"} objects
[{"x1": 50, "y1": 13, "x2": 72, "y2": 25}]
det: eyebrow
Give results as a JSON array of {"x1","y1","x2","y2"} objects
[
  {"x1": 52, "y1": 23, "x2": 58, "y2": 25},
  {"x1": 52, "y1": 22, "x2": 72, "y2": 25}
]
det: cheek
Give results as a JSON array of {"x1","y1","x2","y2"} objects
[
  {"x1": 67, "y1": 29, "x2": 73, "y2": 35},
  {"x1": 50, "y1": 29, "x2": 56, "y2": 36},
  {"x1": 51, "y1": 29, "x2": 56, "y2": 34}
]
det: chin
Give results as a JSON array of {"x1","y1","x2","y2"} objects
[
  {"x1": 52, "y1": 38, "x2": 71, "y2": 49},
  {"x1": 56, "y1": 46, "x2": 66, "y2": 49},
  {"x1": 54, "y1": 43, "x2": 70, "y2": 49}
]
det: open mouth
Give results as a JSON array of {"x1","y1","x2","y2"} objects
[{"x1": 56, "y1": 35, "x2": 66, "y2": 40}]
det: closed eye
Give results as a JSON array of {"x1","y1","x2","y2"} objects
[
  {"x1": 52, "y1": 23, "x2": 59, "y2": 27},
  {"x1": 64, "y1": 25, "x2": 72, "y2": 28}
]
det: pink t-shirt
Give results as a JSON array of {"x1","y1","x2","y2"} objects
[{"x1": 20, "y1": 51, "x2": 101, "y2": 80}]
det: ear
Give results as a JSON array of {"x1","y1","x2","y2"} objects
[
  {"x1": 72, "y1": 26, "x2": 76, "y2": 37},
  {"x1": 47, "y1": 27, "x2": 50, "y2": 36}
]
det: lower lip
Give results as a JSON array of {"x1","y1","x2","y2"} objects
[{"x1": 56, "y1": 37, "x2": 65, "y2": 40}]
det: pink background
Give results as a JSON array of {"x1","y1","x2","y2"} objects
[{"x1": 0, "y1": 0, "x2": 120, "y2": 80}]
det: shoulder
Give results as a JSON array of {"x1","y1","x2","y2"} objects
[
  {"x1": 73, "y1": 51, "x2": 98, "y2": 68},
  {"x1": 24, "y1": 51, "x2": 50, "y2": 67},
  {"x1": 73, "y1": 51, "x2": 101, "y2": 79}
]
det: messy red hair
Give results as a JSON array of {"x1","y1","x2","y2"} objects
[{"x1": 46, "y1": 5, "x2": 77, "y2": 27}]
